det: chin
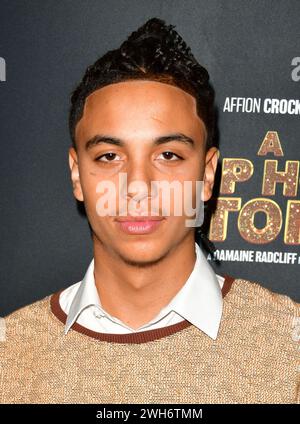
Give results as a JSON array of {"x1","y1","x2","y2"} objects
[{"x1": 116, "y1": 242, "x2": 168, "y2": 266}]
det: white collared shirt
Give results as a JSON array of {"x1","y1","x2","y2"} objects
[{"x1": 60, "y1": 242, "x2": 224, "y2": 340}]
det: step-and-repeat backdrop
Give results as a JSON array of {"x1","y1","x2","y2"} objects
[{"x1": 0, "y1": 0, "x2": 299, "y2": 314}]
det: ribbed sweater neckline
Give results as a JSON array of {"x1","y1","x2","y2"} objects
[{"x1": 50, "y1": 274, "x2": 236, "y2": 344}]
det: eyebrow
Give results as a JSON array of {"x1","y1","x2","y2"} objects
[{"x1": 84, "y1": 132, "x2": 195, "y2": 151}]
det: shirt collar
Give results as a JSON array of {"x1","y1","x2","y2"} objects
[
  {"x1": 166, "y1": 243, "x2": 223, "y2": 339},
  {"x1": 65, "y1": 242, "x2": 223, "y2": 340},
  {"x1": 65, "y1": 259, "x2": 100, "y2": 334}
]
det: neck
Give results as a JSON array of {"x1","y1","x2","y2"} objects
[{"x1": 92, "y1": 234, "x2": 196, "y2": 329}]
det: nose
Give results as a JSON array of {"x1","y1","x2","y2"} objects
[{"x1": 124, "y1": 161, "x2": 153, "y2": 202}]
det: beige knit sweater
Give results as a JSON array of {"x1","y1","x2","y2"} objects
[{"x1": 0, "y1": 275, "x2": 299, "y2": 404}]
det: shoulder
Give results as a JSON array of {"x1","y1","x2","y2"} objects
[
  {"x1": 4, "y1": 294, "x2": 51, "y2": 321},
  {"x1": 227, "y1": 276, "x2": 300, "y2": 326},
  {"x1": 1, "y1": 293, "x2": 59, "y2": 347},
  {"x1": 0, "y1": 294, "x2": 60, "y2": 403},
  {"x1": 2, "y1": 279, "x2": 81, "y2": 331},
  {"x1": 223, "y1": 277, "x2": 300, "y2": 370}
]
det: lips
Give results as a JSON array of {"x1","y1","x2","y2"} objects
[
  {"x1": 115, "y1": 216, "x2": 165, "y2": 222},
  {"x1": 115, "y1": 216, "x2": 165, "y2": 234}
]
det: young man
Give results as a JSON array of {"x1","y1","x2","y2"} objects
[{"x1": 1, "y1": 17, "x2": 299, "y2": 404}]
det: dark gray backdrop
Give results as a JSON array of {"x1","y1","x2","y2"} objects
[{"x1": 0, "y1": 0, "x2": 299, "y2": 315}]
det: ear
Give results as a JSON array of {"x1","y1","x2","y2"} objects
[
  {"x1": 68, "y1": 147, "x2": 84, "y2": 202},
  {"x1": 202, "y1": 147, "x2": 219, "y2": 202}
]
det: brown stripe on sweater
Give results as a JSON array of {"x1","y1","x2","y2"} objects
[{"x1": 50, "y1": 273, "x2": 235, "y2": 344}]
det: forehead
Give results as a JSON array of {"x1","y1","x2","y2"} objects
[{"x1": 75, "y1": 80, "x2": 206, "y2": 145}]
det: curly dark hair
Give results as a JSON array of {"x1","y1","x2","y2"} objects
[{"x1": 69, "y1": 17, "x2": 216, "y2": 151}]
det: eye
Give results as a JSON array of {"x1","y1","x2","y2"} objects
[
  {"x1": 95, "y1": 152, "x2": 120, "y2": 162},
  {"x1": 157, "y1": 151, "x2": 184, "y2": 161}
]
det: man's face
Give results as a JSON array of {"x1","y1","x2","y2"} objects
[{"x1": 69, "y1": 80, "x2": 219, "y2": 265}]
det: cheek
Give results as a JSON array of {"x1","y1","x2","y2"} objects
[
  {"x1": 175, "y1": 160, "x2": 203, "y2": 190},
  {"x1": 81, "y1": 174, "x2": 97, "y2": 195},
  {"x1": 78, "y1": 167, "x2": 102, "y2": 211},
  {"x1": 176, "y1": 166, "x2": 204, "y2": 216},
  {"x1": 192, "y1": 156, "x2": 205, "y2": 179}
]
